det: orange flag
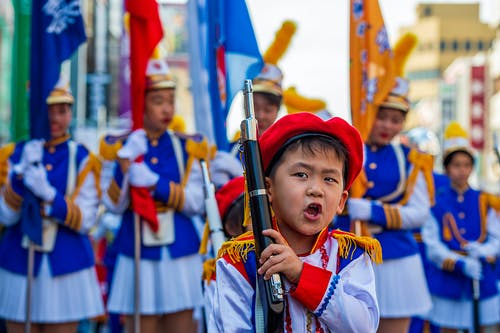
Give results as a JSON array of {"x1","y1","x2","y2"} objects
[{"x1": 349, "y1": 0, "x2": 395, "y2": 141}]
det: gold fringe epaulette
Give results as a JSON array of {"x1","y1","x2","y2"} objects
[
  {"x1": 402, "y1": 148, "x2": 435, "y2": 206},
  {"x1": 484, "y1": 192, "x2": 500, "y2": 212},
  {"x1": 72, "y1": 152, "x2": 103, "y2": 200},
  {"x1": 202, "y1": 258, "x2": 217, "y2": 284},
  {"x1": 216, "y1": 231, "x2": 255, "y2": 264},
  {"x1": 331, "y1": 229, "x2": 383, "y2": 264},
  {"x1": 0, "y1": 143, "x2": 15, "y2": 188},
  {"x1": 99, "y1": 135, "x2": 124, "y2": 161}
]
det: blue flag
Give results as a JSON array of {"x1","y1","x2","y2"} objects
[
  {"x1": 190, "y1": 0, "x2": 263, "y2": 151},
  {"x1": 23, "y1": 0, "x2": 86, "y2": 245}
]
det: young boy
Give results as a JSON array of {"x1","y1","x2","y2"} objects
[{"x1": 211, "y1": 112, "x2": 382, "y2": 332}]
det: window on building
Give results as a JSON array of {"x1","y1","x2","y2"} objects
[
  {"x1": 478, "y1": 40, "x2": 484, "y2": 50},
  {"x1": 440, "y1": 40, "x2": 446, "y2": 52},
  {"x1": 464, "y1": 40, "x2": 471, "y2": 51},
  {"x1": 452, "y1": 40, "x2": 459, "y2": 51},
  {"x1": 423, "y1": 6, "x2": 432, "y2": 17}
]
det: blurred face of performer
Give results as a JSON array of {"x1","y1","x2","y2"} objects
[
  {"x1": 48, "y1": 103, "x2": 72, "y2": 139},
  {"x1": 266, "y1": 138, "x2": 348, "y2": 253},
  {"x1": 144, "y1": 88, "x2": 175, "y2": 134},
  {"x1": 368, "y1": 107, "x2": 406, "y2": 146},
  {"x1": 254, "y1": 93, "x2": 280, "y2": 135},
  {"x1": 445, "y1": 151, "x2": 474, "y2": 192}
]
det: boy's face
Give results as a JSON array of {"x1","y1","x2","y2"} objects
[
  {"x1": 266, "y1": 147, "x2": 348, "y2": 248},
  {"x1": 48, "y1": 103, "x2": 72, "y2": 139},
  {"x1": 144, "y1": 88, "x2": 175, "y2": 133},
  {"x1": 445, "y1": 152, "x2": 473, "y2": 189}
]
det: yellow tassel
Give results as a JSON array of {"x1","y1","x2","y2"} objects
[
  {"x1": 168, "y1": 115, "x2": 187, "y2": 133},
  {"x1": 216, "y1": 231, "x2": 255, "y2": 263},
  {"x1": 283, "y1": 87, "x2": 326, "y2": 114},
  {"x1": 0, "y1": 143, "x2": 15, "y2": 188},
  {"x1": 263, "y1": 20, "x2": 297, "y2": 65},
  {"x1": 332, "y1": 230, "x2": 383, "y2": 264},
  {"x1": 202, "y1": 258, "x2": 217, "y2": 284},
  {"x1": 183, "y1": 137, "x2": 210, "y2": 187},
  {"x1": 99, "y1": 137, "x2": 123, "y2": 162},
  {"x1": 71, "y1": 153, "x2": 103, "y2": 200},
  {"x1": 199, "y1": 221, "x2": 211, "y2": 255},
  {"x1": 242, "y1": 174, "x2": 252, "y2": 228},
  {"x1": 393, "y1": 33, "x2": 418, "y2": 77}
]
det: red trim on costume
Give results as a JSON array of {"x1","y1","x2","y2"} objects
[{"x1": 291, "y1": 262, "x2": 332, "y2": 311}]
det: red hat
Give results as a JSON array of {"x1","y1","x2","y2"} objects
[
  {"x1": 215, "y1": 176, "x2": 245, "y2": 219},
  {"x1": 259, "y1": 112, "x2": 363, "y2": 190}
]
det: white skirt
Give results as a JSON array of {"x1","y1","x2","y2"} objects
[
  {"x1": 108, "y1": 247, "x2": 203, "y2": 315},
  {"x1": 0, "y1": 255, "x2": 104, "y2": 323},
  {"x1": 428, "y1": 295, "x2": 500, "y2": 329},
  {"x1": 375, "y1": 253, "x2": 432, "y2": 317}
]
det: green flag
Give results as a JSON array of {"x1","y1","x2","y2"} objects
[{"x1": 10, "y1": 0, "x2": 31, "y2": 141}]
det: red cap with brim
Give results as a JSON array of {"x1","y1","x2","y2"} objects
[
  {"x1": 215, "y1": 176, "x2": 245, "y2": 219},
  {"x1": 258, "y1": 112, "x2": 363, "y2": 190}
]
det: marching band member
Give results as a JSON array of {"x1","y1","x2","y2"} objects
[
  {"x1": 0, "y1": 77, "x2": 104, "y2": 332},
  {"x1": 422, "y1": 122, "x2": 500, "y2": 332},
  {"x1": 103, "y1": 57, "x2": 205, "y2": 333},
  {"x1": 212, "y1": 112, "x2": 381, "y2": 332}
]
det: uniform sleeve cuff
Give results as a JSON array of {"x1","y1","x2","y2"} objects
[{"x1": 291, "y1": 262, "x2": 332, "y2": 311}]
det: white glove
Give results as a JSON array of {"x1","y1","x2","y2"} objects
[
  {"x1": 462, "y1": 257, "x2": 483, "y2": 280},
  {"x1": 23, "y1": 164, "x2": 56, "y2": 202},
  {"x1": 129, "y1": 162, "x2": 159, "y2": 187},
  {"x1": 117, "y1": 129, "x2": 147, "y2": 161},
  {"x1": 13, "y1": 139, "x2": 45, "y2": 174},
  {"x1": 210, "y1": 151, "x2": 243, "y2": 189},
  {"x1": 347, "y1": 198, "x2": 372, "y2": 221},
  {"x1": 464, "y1": 241, "x2": 493, "y2": 259}
]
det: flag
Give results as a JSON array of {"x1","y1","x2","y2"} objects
[
  {"x1": 349, "y1": 0, "x2": 395, "y2": 141},
  {"x1": 126, "y1": 0, "x2": 163, "y2": 130},
  {"x1": 126, "y1": 0, "x2": 163, "y2": 231},
  {"x1": 190, "y1": 0, "x2": 263, "y2": 150},
  {"x1": 23, "y1": 0, "x2": 86, "y2": 245}
]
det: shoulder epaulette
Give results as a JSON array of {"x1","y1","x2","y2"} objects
[
  {"x1": 331, "y1": 229, "x2": 382, "y2": 264},
  {"x1": 202, "y1": 258, "x2": 217, "y2": 284},
  {"x1": 0, "y1": 143, "x2": 15, "y2": 188},
  {"x1": 99, "y1": 133, "x2": 128, "y2": 161},
  {"x1": 72, "y1": 151, "x2": 103, "y2": 200},
  {"x1": 216, "y1": 231, "x2": 255, "y2": 264},
  {"x1": 401, "y1": 148, "x2": 435, "y2": 206},
  {"x1": 482, "y1": 192, "x2": 500, "y2": 212}
]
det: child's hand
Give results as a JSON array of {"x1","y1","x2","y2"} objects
[{"x1": 258, "y1": 229, "x2": 304, "y2": 285}]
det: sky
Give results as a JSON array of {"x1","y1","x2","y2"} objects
[{"x1": 238, "y1": 0, "x2": 497, "y2": 124}]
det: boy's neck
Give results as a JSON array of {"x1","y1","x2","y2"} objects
[{"x1": 276, "y1": 221, "x2": 317, "y2": 255}]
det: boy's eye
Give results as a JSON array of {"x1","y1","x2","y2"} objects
[
  {"x1": 324, "y1": 176, "x2": 339, "y2": 184},
  {"x1": 293, "y1": 172, "x2": 307, "y2": 178}
]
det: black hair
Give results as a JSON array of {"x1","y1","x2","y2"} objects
[
  {"x1": 443, "y1": 149, "x2": 475, "y2": 168},
  {"x1": 222, "y1": 195, "x2": 245, "y2": 238},
  {"x1": 267, "y1": 135, "x2": 349, "y2": 189},
  {"x1": 254, "y1": 91, "x2": 282, "y2": 108}
]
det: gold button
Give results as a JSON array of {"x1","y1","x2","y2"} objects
[
  {"x1": 151, "y1": 140, "x2": 158, "y2": 147},
  {"x1": 459, "y1": 228, "x2": 466, "y2": 234},
  {"x1": 48, "y1": 147, "x2": 55, "y2": 154},
  {"x1": 151, "y1": 157, "x2": 158, "y2": 165},
  {"x1": 370, "y1": 146, "x2": 377, "y2": 152},
  {"x1": 367, "y1": 181, "x2": 375, "y2": 188},
  {"x1": 458, "y1": 212, "x2": 465, "y2": 219},
  {"x1": 457, "y1": 195, "x2": 464, "y2": 203},
  {"x1": 369, "y1": 162, "x2": 377, "y2": 170},
  {"x1": 45, "y1": 164, "x2": 53, "y2": 171}
]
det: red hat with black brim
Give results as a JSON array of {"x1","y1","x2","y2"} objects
[{"x1": 258, "y1": 112, "x2": 363, "y2": 191}]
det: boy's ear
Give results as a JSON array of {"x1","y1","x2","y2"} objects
[
  {"x1": 336, "y1": 190, "x2": 349, "y2": 214},
  {"x1": 265, "y1": 177, "x2": 273, "y2": 203}
]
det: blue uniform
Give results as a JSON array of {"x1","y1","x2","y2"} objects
[{"x1": 0, "y1": 136, "x2": 104, "y2": 322}]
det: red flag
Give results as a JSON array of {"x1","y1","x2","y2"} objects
[
  {"x1": 126, "y1": 0, "x2": 163, "y2": 130},
  {"x1": 126, "y1": 0, "x2": 163, "y2": 231}
]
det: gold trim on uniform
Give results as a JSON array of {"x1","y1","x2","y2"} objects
[
  {"x1": 4, "y1": 183, "x2": 22, "y2": 210},
  {"x1": 383, "y1": 204, "x2": 402, "y2": 229},
  {"x1": 442, "y1": 257, "x2": 456, "y2": 271},
  {"x1": 64, "y1": 198, "x2": 82, "y2": 231},
  {"x1": 150, "y1": 157, "x2": 158, "y2": 165},
  {"x1": 167, "y1": 181, "x2": 184, "y2": 211},
  {"x1": 107, "y1": 179, "x2": 121, "y2": 204},
  {"x1": 368, "y1": 162, "x2": 377, "y2": 170},
  {"x1": 45, "y1": 164, "x2": 53, "y2": 171}
]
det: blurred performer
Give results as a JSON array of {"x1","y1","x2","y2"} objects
[
  {"x1": 0, "y1": 77, "x2": 104, "y2": 333},
  {"x1": 336, "y1": 35, "x2": 434, "y2": 333},
  {"x1": 103, "y1": 58, "x2": 205, "y2": 333},
  {"x1": 423, "y1": 122, "x2": 500, "y2": 332},
  {"x1": 404, "y1": 127, "x2": 445, "y2": 333}
]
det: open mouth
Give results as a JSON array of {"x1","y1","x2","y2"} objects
[{"x1": 305, "y1": 203, "x2": 322, "y2": 217}]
